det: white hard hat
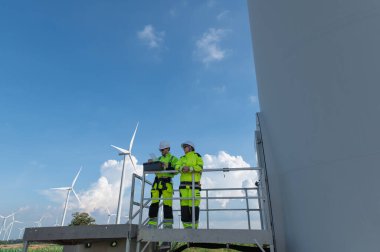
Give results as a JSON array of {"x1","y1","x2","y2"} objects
[
  {"x1": 181, "y1": 141, "x2": 195, "y2": 150},
  {"x1": 159, "y1": 141, "x2": 170, "y2": 150}
]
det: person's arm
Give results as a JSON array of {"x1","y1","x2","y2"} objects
[
  {"x1": 175, "y1": 157, "x2": 183, "y2": 172},
  {"x1": 170, "y1": 156, "x2": 179, "y2": 172},
  {"x1": 192, "y1": 153, "x2": 203, "y2": 172}
]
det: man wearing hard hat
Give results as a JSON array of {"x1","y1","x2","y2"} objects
[
  {"x1": 147, "y1": 141, "x2": 178, "y2": 229},
  {"x1": 175, "y1": 141, "x2": 204, "y2": 229}
]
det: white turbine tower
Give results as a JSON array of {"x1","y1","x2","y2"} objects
[
  {"x1": 111, "y1": 122, "x2": 139, "y2": 224},
  {"x1": 51, "y1": 168, "x2": 82, "y2": 226},
  {"x1": 106, "y1": 207, "x2": 116, "y2": 224}
]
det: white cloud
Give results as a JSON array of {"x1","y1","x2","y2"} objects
[
  {"x1": 137, "y1": 25, "x2": 165, "y2": 49},
  {"x1": 249, "y1": 95, "x2": 258, "y2": 104},
  {"x1": 217, "y1": 10, "x2": 230, "y2": 21},
  {"x1": 79, "y1": 157, "x2": 143, "y2": 214},
  {"x1": 195, "y1": 28, "x2": 228, "y2": 65},
  {"x1": 213, "y1": 85, "x2": 226, "y2": 93},
  {"x1": 207, "y1": 0, "x2": 216, "y2": 8},
  {"x1": 201, "y1": 151, "x2": 258, "y2": 208},
  {"x1": 169, "y1": 8, "x2": 177, "y2": 17}
]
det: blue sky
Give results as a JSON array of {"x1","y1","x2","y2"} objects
[{"x1": 0, "y1": 0, "x2": 259, "y2": 238}]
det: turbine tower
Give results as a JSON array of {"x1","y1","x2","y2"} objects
[
  {"x1": 111, "y1": 122, "x2": 139, "y2": 224},
  {"x1": 51, "y1": 167, "x2": 82, "y2": 226},
  {"x1": 248, "y1": 1, "x2": 380, "y2": 251}
]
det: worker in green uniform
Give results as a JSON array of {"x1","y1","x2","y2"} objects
[
  {"x1": 147, "y1": 141, "x2": 178, "y2": 228},
  {"x1": 175, "y1": 141, "x2": 203, "y2": 229}
]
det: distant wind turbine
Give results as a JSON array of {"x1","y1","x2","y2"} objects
[
  {"x1": 54, "y1": 218, "x2": 60, "y2": 227},
  {"x1": 34, "y1": 216, "x2": 44, "y2": 227},
  {"x1": 51, "y1": 167, "x2": 82, "y2": 226},
  {"x1": 0, "y1": 215, "x2": 5, "y2": 237},
  {"x1": 106, "y1": 207, "x2": 116, "y2": 224},
  {"x1": 1, "y1": 213, "x2": 15, "y2": 240},
  {"x1": 17, "y1": 227, "x2": 25, "y2": 239},
  {"x1": 6, "y1": 215, "x2": 22, "y2": 241},
  {"x1": 111, "y1": 122, "x2": 139, "y2": 224}
]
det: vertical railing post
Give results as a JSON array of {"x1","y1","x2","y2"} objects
[
  {"x1": 256, "y1": 180, "x2": 264, "y2": 230},
  {"x1": 244, "y1": 188, "x2": 251, "y2": 230},
  {"x1": 206, "y1": 189, "x2": 209, "y2": 229},
  {"x1": 126, "y1": 174, "x2": 136, "y2": 252},
  {"x1": 22, "y1": 241, "x2": 29, "y2": 252},
  {"x1": 191, "y1": 172, "x2": 195, "y2": 229},
  {"x1": 136, "y1": 172, "x2": 146, "y2": 252}
]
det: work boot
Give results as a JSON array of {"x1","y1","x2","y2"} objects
[{"x1": 146, "y1": 223, "x2": 156, "y2": 229}]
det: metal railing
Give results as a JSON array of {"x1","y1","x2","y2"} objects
[
  {"x1": 131, "y1": 167, "x2": 267, "y2": 230},
  {"x1": 125, "y1": 165, "x2": 273, "y2": 251}
]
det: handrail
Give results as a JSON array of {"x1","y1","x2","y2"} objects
[
  {"x1": 135, "y1": 167, "x2": 264, "y2": 228},
  {"x1": 131, "y1": 166, "x2": 270, "y2": 252}
]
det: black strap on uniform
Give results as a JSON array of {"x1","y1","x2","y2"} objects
[
  {"x1": 179, "y1": 181, "x2": 201, "y2": 190},
  {"x1": 153, "y1": 177, "x2": 172, "y2": 190},
  {"x1": 166, "y1": 155, "x2": 175, "y2": 170}
]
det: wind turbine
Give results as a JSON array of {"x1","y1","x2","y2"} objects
[
  {"x1": 34, "y1": 216, "x2": 44, "y2": 227},
  {"x1": 106, "y1": 207, "x2": 116, "y2": 224},
  {"x1": 17, "y1": 227, "x2": 25, "y2": 239},
  {"x1": 6, "y1": 215, "x2": 22, "y2": 241},
  {"x1": 51, "y1": 167, "x2": 82, "y2": 226},
  {"x1": 0, "y1": 215, "x2": 5, "y2": 237},
  {"x1": 54, "y1": 218, "x2": 60, "y2": 227},
  {"x1": 1, "y1": 213, "x2": 15, "y2": 240},
  {"x1": 111, "y1": 122, "x2": 139, "y2": 224}
]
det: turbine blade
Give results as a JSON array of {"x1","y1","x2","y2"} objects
[
  {"x1": 72, "y1": 189, "x2": 82, "y2": 205},
  {"x1": 72, "y1": 167, "x2": 82, "y2": 187},
  {"x1": 51, "y1": 187, "x2": 70, "y2": 190},
  {"x1": 129, "y1": 155, "x2": 137, "y2": 172},
  {"x1": 111, "y1": 145, "x2": 130, "y2": 154},
  {"x1": 106, "y1": 207, "x2": 110, "y2": 215},
  {"x1": 129, "y1": 122, "x2": 139, "y2": 153}
]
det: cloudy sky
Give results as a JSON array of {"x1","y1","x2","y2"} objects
[{"x1": 0, "y1": 0, "x2": 260, "y2": 238}]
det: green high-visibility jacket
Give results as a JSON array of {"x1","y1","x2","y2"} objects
[
  {"x1": 155, "y1": 153, "x2": 178, "y2": 178},
  {"x1": 175, "y1": 151, "x2": 203, "y2": 183}
]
